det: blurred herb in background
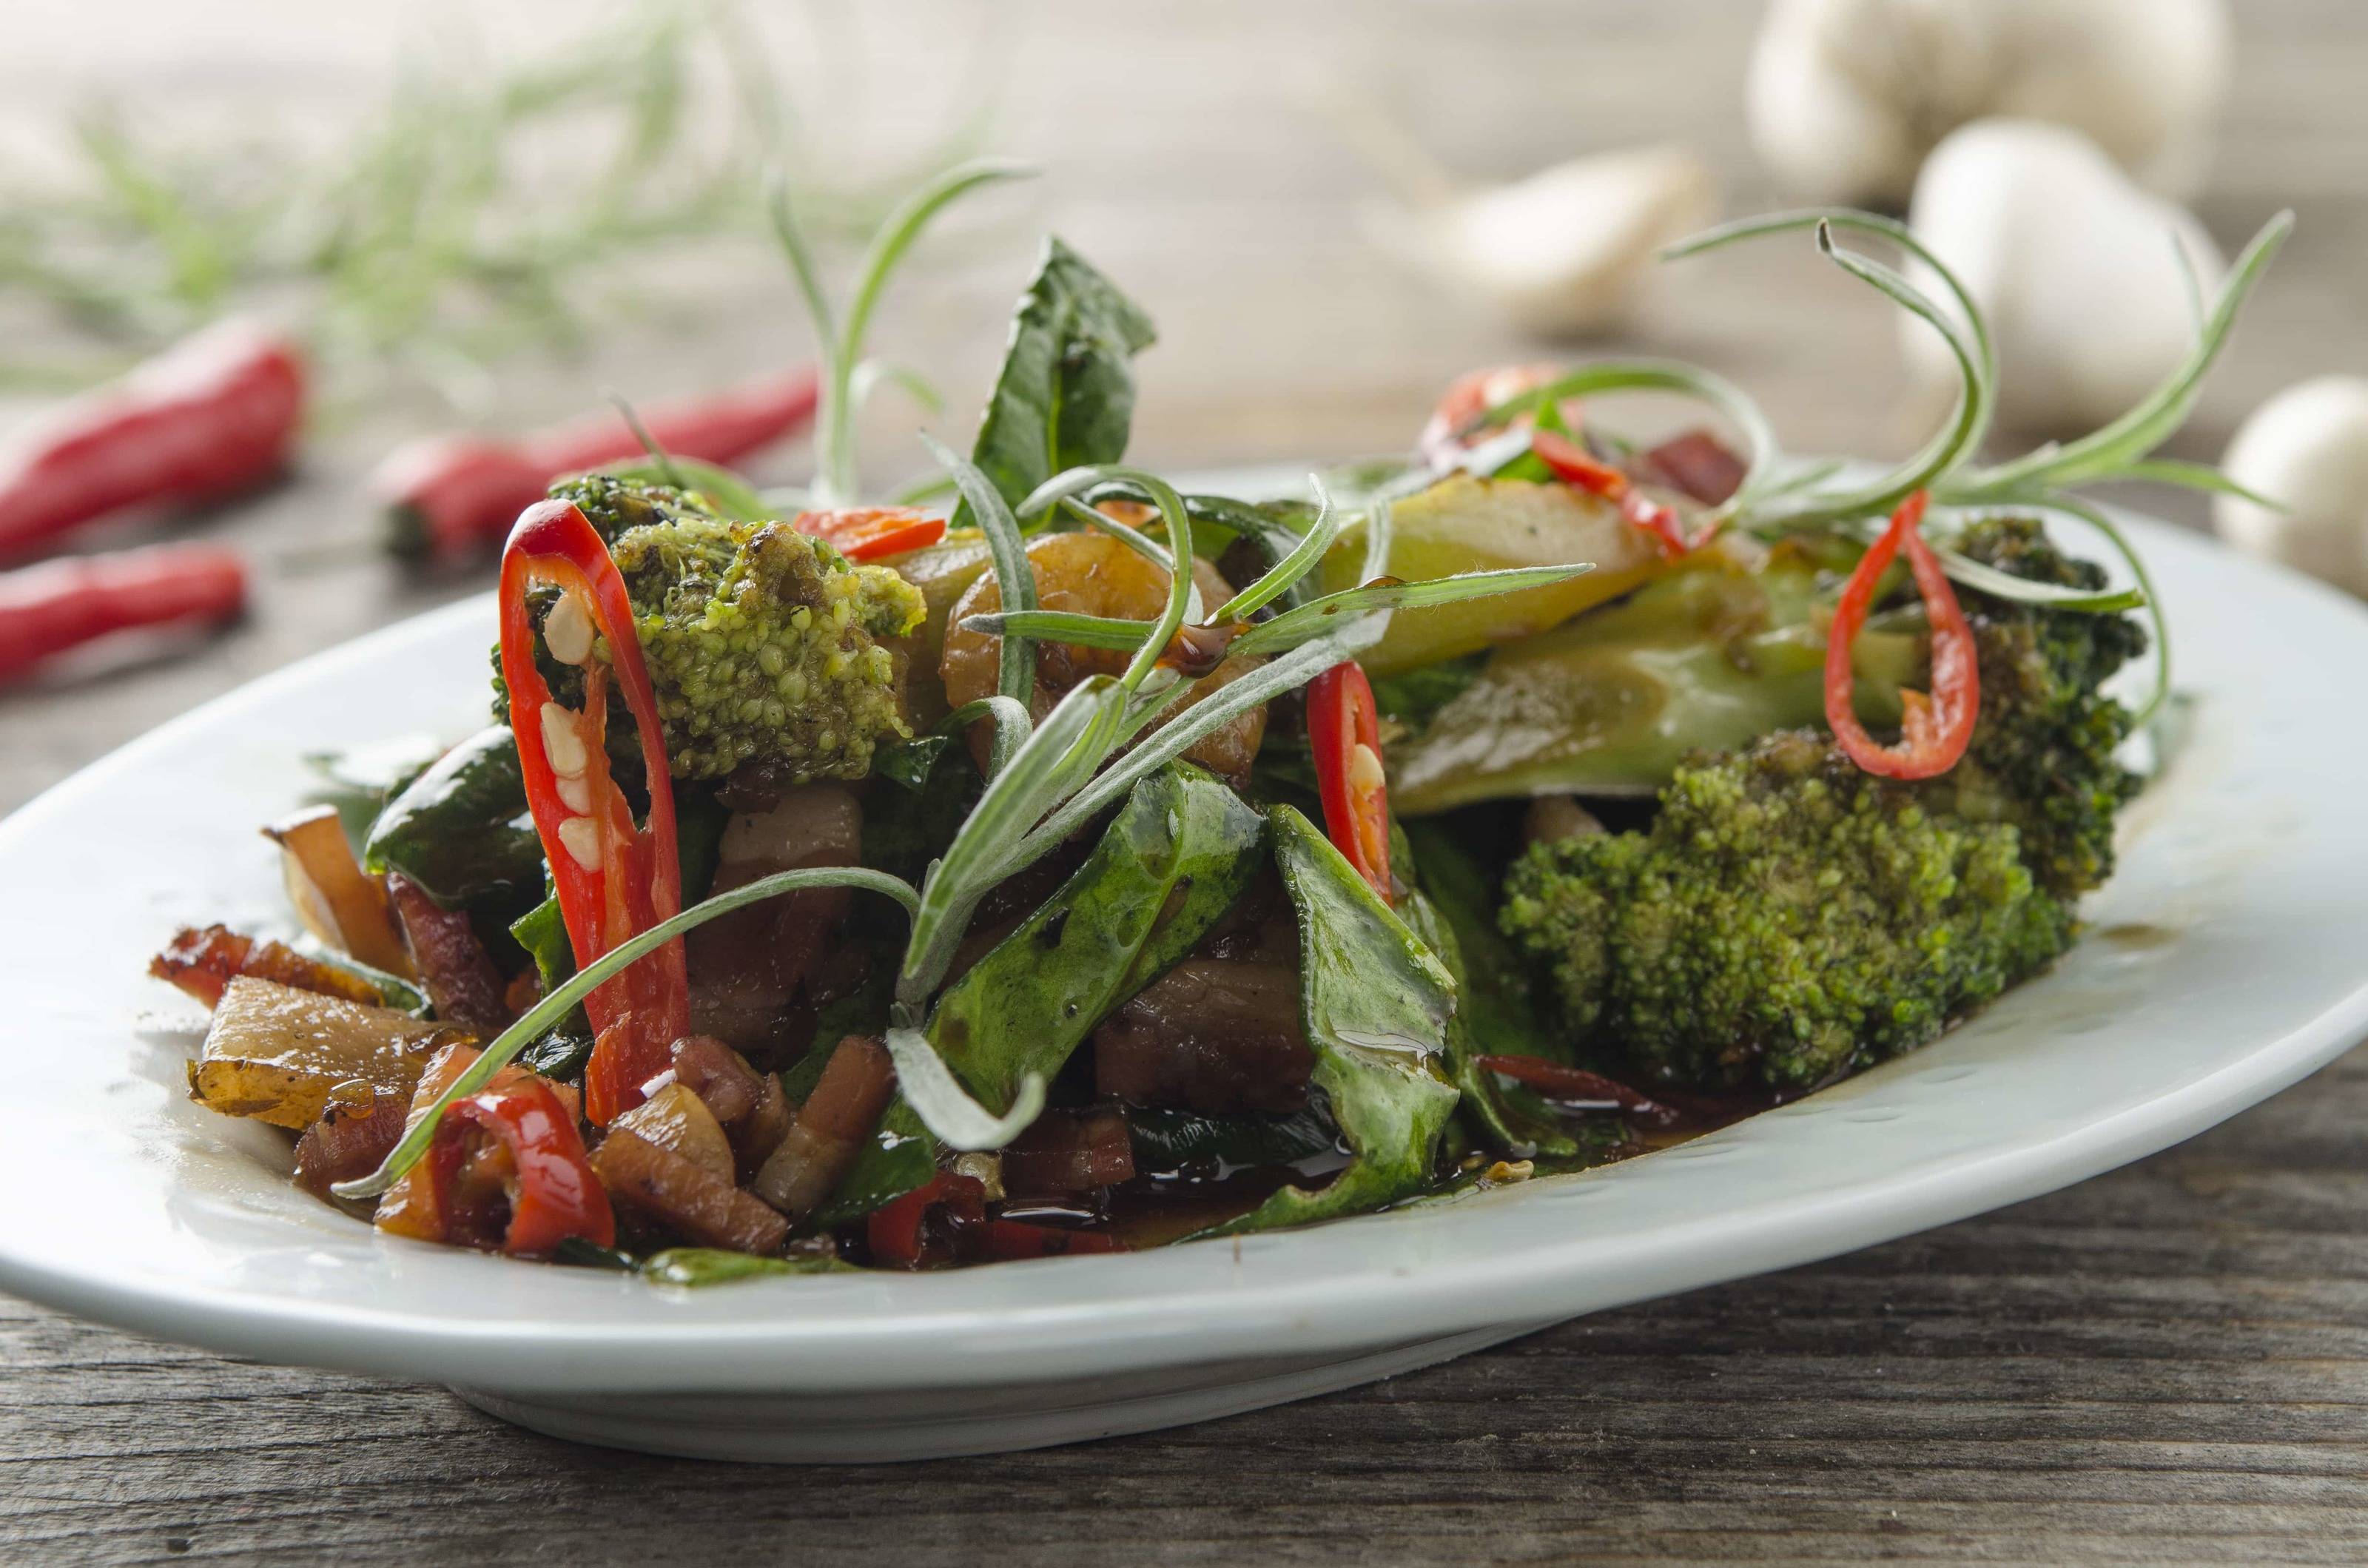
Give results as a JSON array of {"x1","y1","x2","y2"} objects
[{"x1": 0, "y1": 2, "x2": 998, "y2": 411}]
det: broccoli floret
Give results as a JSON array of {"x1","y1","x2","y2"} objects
[
  {"x1": 619, "y1": 511, "x2": 924, "y2": 781},
  {"x1": 1498, "y1": 516, "x2": 2145, "y2": 1091},
  {"x1": 492, "y1": 480, "x2": 926, "y2": 784}
]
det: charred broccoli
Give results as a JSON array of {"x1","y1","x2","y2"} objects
[
  {"x1": 1498, "y1": 517, "x2": 2145, "y2": 1091},
  {"x1": 493, "y1": 478, "x2": 925, "y2": 784}
]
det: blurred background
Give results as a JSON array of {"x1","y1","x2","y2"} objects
[{"x1": 1, "y1": 0, "x2": 2361, "y2": 811}]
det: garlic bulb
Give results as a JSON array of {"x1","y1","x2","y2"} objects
[
  {"x1": 1903, "y1": 119, "x2": 2224, "y2": 434},
  {"x1": 1363, "y1": 146, "x2": 1718, "y2": 337},
  {"x1": 1748, "y1": 0, "x2": 2232, "y2": 206},
  {"x1": 2215, "y1": 377, "x2": 2368, "y2": 596}
]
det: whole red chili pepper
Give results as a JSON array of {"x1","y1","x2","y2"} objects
[
  {"x1": 0, "y1": 321, "x2": 303, "y2": 562},
  {"x1": 1825, "y1": 490, "x2": 1980, "y2": 781},
  {"x1": 378, "y1": 367, "x2": 818, "y2": 563},
  {"x1": 0, "y1": 542, "x2": 247, "y2": 683},
  {"x1": 1530, "y1": 429, "x2": 1701, "y2": 559},
  {"x1": 791, "y1": 507, "x2": 946, "y2": 562},
  {"x1": 1308, "y1": 661, "x2": 1393, "y2": 902},
  {"x1": 426, "y1": 1076, "x2": 614, "y2": 1256},
  {"x1": 498, "y1": 498, "x2": 689, "y2": 1125}
]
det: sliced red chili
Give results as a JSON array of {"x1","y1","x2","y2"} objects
[
  {"x1": 1474, "y1": 1054, "x2": 1686, "y2": 1133},
  {"x1": 1825, "y1": 491, "x2": 1979, "y2": 781},
  {"x1": 1308, "y1": 662, "x2": 1392, "y2": 903},
  {"x1": 438, "y1": 1077, "x2": 614, "y2": 1256},
  {"x1": 867, "y1": 1171, "x2": 987, "y2": 1268},
  {"x1": 1416, "y1": 362, "x2": 1565, "y2": 469},
  {"x1": 791, "y1": 507, "x2": 946, "y2": 561},
  {"x1": 1529, "y1": 430, "x2": 1701, "y2": 559},
  {"x1": 499, "y1": 499, "x2": 689, "y2": 1125}
]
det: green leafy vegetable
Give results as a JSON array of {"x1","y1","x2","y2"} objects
[
  {"x1": 1205, "y1": 807, "x2": 1460, "y2": 1236},
  {"x1": 932, "y1": 764, "x2": 1265, "y2": 1115},
  {"x1": 1127, "y1": 1107, "x2": 1345, "y2": 1178},
  {"x1": 361, "y1": 725, "x2": 542, "y2": 911},
  {"x1": 642, "y1": 1248, "x2": 852, "y2": 1287},
  {"x1": 303, "y1": 736, "x2": 441, "y2": 849},
  {"x1": 963, "y1": 238, "x2": 1157, "y2": 518}
]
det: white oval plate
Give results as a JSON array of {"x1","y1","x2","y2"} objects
[{"x1": 2, "y1": 501, "x2": 2365, "y2": 1464}]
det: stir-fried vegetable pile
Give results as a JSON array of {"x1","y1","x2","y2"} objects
[{"x1": 150, "y1": 164, "x2": 2289, "y2": 1282}]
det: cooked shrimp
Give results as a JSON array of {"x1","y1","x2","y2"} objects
[{"x1": 941, "y1": 528, "x2": 1268, "y2": 784}]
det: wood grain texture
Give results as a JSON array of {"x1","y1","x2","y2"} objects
[{"x1": 2, "y1": 1, "x2": 2366, "y2": 1563}]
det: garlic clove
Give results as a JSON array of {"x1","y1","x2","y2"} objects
[
  {"x1": 1748, "y1": 0, "x2": 2233, "y2": 206},
  {"x1": 1372, "y1": 145, "x2": 1718, "y2": 337},
  {"x1": 1903, "y1": 119, "x2": 2224, "y2": 434},
  {"x1": 2215, "y1": 376, "x2": 2368, "y2": 597}
]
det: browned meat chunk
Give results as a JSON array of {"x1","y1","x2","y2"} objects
[
  {"x1": 591, "y1": 1128, "x2": 790, "y2": 1256},
  {"x1": 1094, "y1": 960, "x2": 1313, "y2": 1114},
  {"x1": 291, "y1": 1095, "x2": 407, "y2": 1199},
  {"x1": 150, "y1": 924, "x2": 382, "y2": 1010},
  {"x1": 689, "y1": 785, "x2": 861, "y2": 1054},
  {"x1": 1001, "y1": 1107, "x2": 1135, "y2": 1194},
  {"x1": 387, "y1": 875, "x2": 511, "y2": 1035}
]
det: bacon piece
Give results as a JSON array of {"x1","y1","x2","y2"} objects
[
  {"x1": 752, "y1": 1034, "x2": 895, "y2": 1221},
  {"x1": 387, "y1": 874, "x2": 512, "y2": 1035},
  {"x1": 150, "y1": 923, "x2": 380, "y2": 1010},
  {"x1": 1002, "y1": 1107, "x2": 1136, "y2": 1195},
  {"x1": 1639, "y1": 429, "x2": 1747, "y2": 507},
  {"x1": 590, "y1": 1128, "x2": 790, "y2": 1255},
  {"x1": 1094, "y1": 960, "x2": 1313, "y2": 1114},
  {"x1": 291, "y1": 1095, "x2": 407, "y2": 1199}
]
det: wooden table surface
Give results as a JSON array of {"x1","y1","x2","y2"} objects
[{"x1": 4, "y1": 2, "x2": 2366, "y2": 1562}]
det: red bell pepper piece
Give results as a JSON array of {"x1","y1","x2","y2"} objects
[
  {"x1": 1530, "y1": 429, "x2": 1701, "y2": 559},
  {"x1": 377, "y1": 367, "x2": 818, "y2": 562},
  {"x1": 867, "y1": 1171, "x2": 1123, "y2": 1265},
  {"x1": 1308, "y1": 662, "x2": 1392, "y2": 902},
  {"x1": 498, "y1": 499, "x2": 690, "y2": 1125},
  {"x1": 431, "y1": 1076, "x2": 615, "y2": 1256},
  {"x1": 0, "y1": 542, "x2": 246, "y2": 683},
  {"x1": 790, "y1": 507, "x2": 946, "y2": 561},
  {"x1": 868, "y1": 1171, "x2": 987, "y2": 1268},
  {"x1": 0, "y1": 321, "x2": 304, "y2": 563},
  {"x1": 1825, "y1": 490, "x2": 1980, "y2": 781}
]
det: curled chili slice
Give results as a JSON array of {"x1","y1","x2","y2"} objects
[
  {"x1": 1308, "y1": 662, "x2": 1393, "y2": 903},
  {"x1": 791, "y1": 507, "x2": 946, "y2": 561},
  {"x1": 1416, "y1": 362, "x2": 1565, "y2": 469},
  {"x1": 1824, "y1": 490, "x2": 1980, "y2": 781},
  {"x1": 500, "y1": 498, "x2": 689, "y2": 1125},
  {"x1": 1529, "y1": 429, "x2": 1700, "y2": 559},
  {"x1": 437, "y1": 1077, "x2": 615, "y2": 1256}
]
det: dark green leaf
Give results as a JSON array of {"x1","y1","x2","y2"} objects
[
  {"x1": 1205, "y1": 807, "x2": 1460, "y2": 1236},
  {"x1": 930, "y1": 764, "x2": 1265, "y2": 1116},
  {"x1": 1126, "y1": 1107, "x2": 1345, "y2": 1180},
  {"x1": 962, "y1": 237, "x2": 1155, "y2": 518},
  {"x1": 303, "y1": 735, "x2": 441, "y2": 850},
  {"x1": 362, "y1": 726, "x2": 543, "y2": 911}
]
